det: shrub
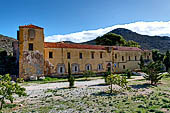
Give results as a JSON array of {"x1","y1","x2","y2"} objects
[
  {"x1": 68, "y1": 62, "x2": 75, "y2": 88},
  {"x1": 0, "y1": 74, "x2": 26, "y2": 110},
  {"x1": 142, "y1": 61, "x2": 164, "y2": 85},
  {"x1": 83, "y1": 70, "x2": 95, "y2": 80},
  {"x1": 106, "y1": 74, "x2": 130, "y2": 94},
  {"x1": 68, "y1": 75, "x2": 75, "y2": 88},
  {"x1": 104, "y1": 71, "x2": 111, "y2": 84},
  {"x1": 125, "y1": 69, "x2": 133, "y2": 79}
]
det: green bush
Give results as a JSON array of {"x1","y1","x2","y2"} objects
[
  {"x1": 106, "y1": 74, "x2": 130, "y2": 94},
  {"x1": 125, "y1": 69, "x2": 133, "y2": 79},
  {"x1": 68, "y1": 75, "x2": 75, "y2": 88},
  {"x1": 104, "y1": 71, "x2": 111, "y2": 84},
  {"x1": 0, "y1": 74, "x2": 26, "y2": 110},
  {"x1": 68, "y1": 62, "x2": 75, "y2": 88}
]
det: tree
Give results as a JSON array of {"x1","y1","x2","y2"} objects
[
  {"x1": 139, "y1": 55, "x2": 144, "y2": 69},
  {"x1": 125, "y1": 40, "x2": 140, "y2": 48},
  {"x1": 96, "y1": 33, "x2": 126, "y2": 46},
  {"x1": 0, "y1": 74, "x2": 26, "y2": 110},
  {"x1": 106, "y1": 74, "x2": 129, "y2": 94},
  {"x1": 152, "y1": 49, "x2": 164, "y2": 62},
  {"x1": 67, "y1": 62, "x2": 75, "y2": 88},
  {"x1": 142, "y1": 62, "x2": 164, "y2": 85},
  {"x1": 83, "y1": 70, "x2": 95, "y2": 80},
  {"x1": 163, "y1": 51, "x2": 170, "y2": 72},
  {"x1": 96, "y1": 33, "x2": 140, "y2": 48}
]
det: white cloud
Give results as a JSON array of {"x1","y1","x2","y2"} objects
[{"x1": 45, "y1": 21, "x2": 170, "y2": 43}]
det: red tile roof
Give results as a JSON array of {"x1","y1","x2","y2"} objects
[
  {"x1": 44, "y1": 42, "x2": 106, "y2": 50},
  {"x1": 19, "y1": 24, "x2": 43, "y2": 29},
  {"x1": 44, "y1": 42, "x2": 143, "y2": 51},
  {"x1": 113, "y1": 46, "x2": 142, "y2": 51}
]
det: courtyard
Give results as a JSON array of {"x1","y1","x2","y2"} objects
[{"x1": 1, "y1": 76, "x2": 170, "y2": 113}]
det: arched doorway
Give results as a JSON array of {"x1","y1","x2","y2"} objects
[{"x1": 106, "y1": 63, "x2": 112, "y2": 73}]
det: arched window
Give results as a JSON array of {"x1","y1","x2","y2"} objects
[
  {"x1": 28, "y1": 29, "x2": 35, "y2": 38},
  {"x1": 98, "y1": 64, "x2": 103, "y2": 71},
  {"x1": 85, "y1": 64, "x2": 92, "y2": 71},
  {"x1": 72, "y1": 63, "x2": 79, "y2": 73},
  {"x1": 57, "y1": 64, "x2": 65, "y2": 74}
]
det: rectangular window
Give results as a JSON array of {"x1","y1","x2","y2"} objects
[
  {"x1": 115, "y1": 54, "x2": 117, "y2": 59},
  {"x1": 79, "y1": 53, "x2": 82, "y2": 59},
  {"x1": 129, "y1": 56, "x2": 131, "y2": 61},
  {"x1": 135, "y1": 56, "x2": 137, "y2": 61},
  {"x1": 123, "y1": 65, "x2": 126, "y2": 69},
  {"x1": 28, "y1": 43, "x2": 33, "y2": 51},
  {"x1": 67, "y1": 52, "x2": 71, "y2": 59},
  {"x1": 49, "y1": 52, "x2": 53, "y2": 58},
  {"x1": 122, "y1": 56, "x2": 124, "y2": 61},
  {"x1": 100, "y1": 52, "x2": 103, "y2": 58},
  {"x1": 91, "y1": 52, "x2": 94, "y2": 59}
]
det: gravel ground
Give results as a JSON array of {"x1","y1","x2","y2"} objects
[
  {"x1": 9, "y1": 76, "x2": 149, "y2": 113},
  {"x1": 20, "y1": 76, "x2": 144, "y2": 101},
  {"x1": 24, "y1": 76, "x2": 144, "y2": 94}
]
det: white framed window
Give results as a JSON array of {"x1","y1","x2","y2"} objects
[
  {"x1": 85, "y1": 64, "x2": 92, "y2": 71},
  {"x1": 98, "y1": 64, "x2": 103, "y2": 71},
  {"x1": 57, "y1": 64, "x2": 65, "y2": 74},
  {"x1": 72, "y1": 63, "x2": 79, "y2": 73}
]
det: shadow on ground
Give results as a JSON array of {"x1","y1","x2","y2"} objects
[
  {"x1": 130, "y1": 83, "x2": 154, "y2": 89},
  {"x1": 91, "y1": 91, "x2": 119, "y2": 96},
  {"x1": 88, "y1": 83, "x2": 108, "y2": 87}
]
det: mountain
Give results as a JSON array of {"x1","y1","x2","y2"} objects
[
  {"x1": 83, "y1": 28, "x2": 170, "y2": 52},
  {"x1": 0, "y1": 34, "x2": 17, "y2": 55},
  {"x1": 110, "y1": 28, "x2": 170, "y2": 52}
]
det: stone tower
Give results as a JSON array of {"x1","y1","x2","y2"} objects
[{"x1": 18, "y1": 24, "x2": 44, "y2": 80}]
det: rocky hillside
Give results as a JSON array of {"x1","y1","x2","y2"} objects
[
  {"x1": 83, "y1": 28, "x2": 170, "y2": 52},
  {"x1": 0, "y1": 34, "x2": 17, "y2": 55}
]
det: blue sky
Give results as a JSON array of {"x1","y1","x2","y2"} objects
[{"x1": 1, "y1": 0, "x2": 170, "y2": 42}]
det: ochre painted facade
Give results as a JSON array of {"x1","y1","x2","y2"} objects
[
  {"x1": 18, "y1": 25, "x2": 152, "y2": 79},
  {"x1": 44, "y1": 45, "x2": 113, "y2": 76},
  {"x1": 18, "y1": 25, "x2": 45, "y2": 79}
]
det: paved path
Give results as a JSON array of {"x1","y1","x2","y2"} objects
[{"x1": 24, "y1": 76, "x2": 144, "y2": 91}]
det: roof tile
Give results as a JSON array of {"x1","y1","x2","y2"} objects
[
  {"x1": 44, "y1": 42, "x2": 106, "y2": 50},
  {"x1": 19, "y1": 24, "x2": 43, "y2": 29},
  {"x1": 44, "y1": 42, "x2": 143, "y2": 51}
]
